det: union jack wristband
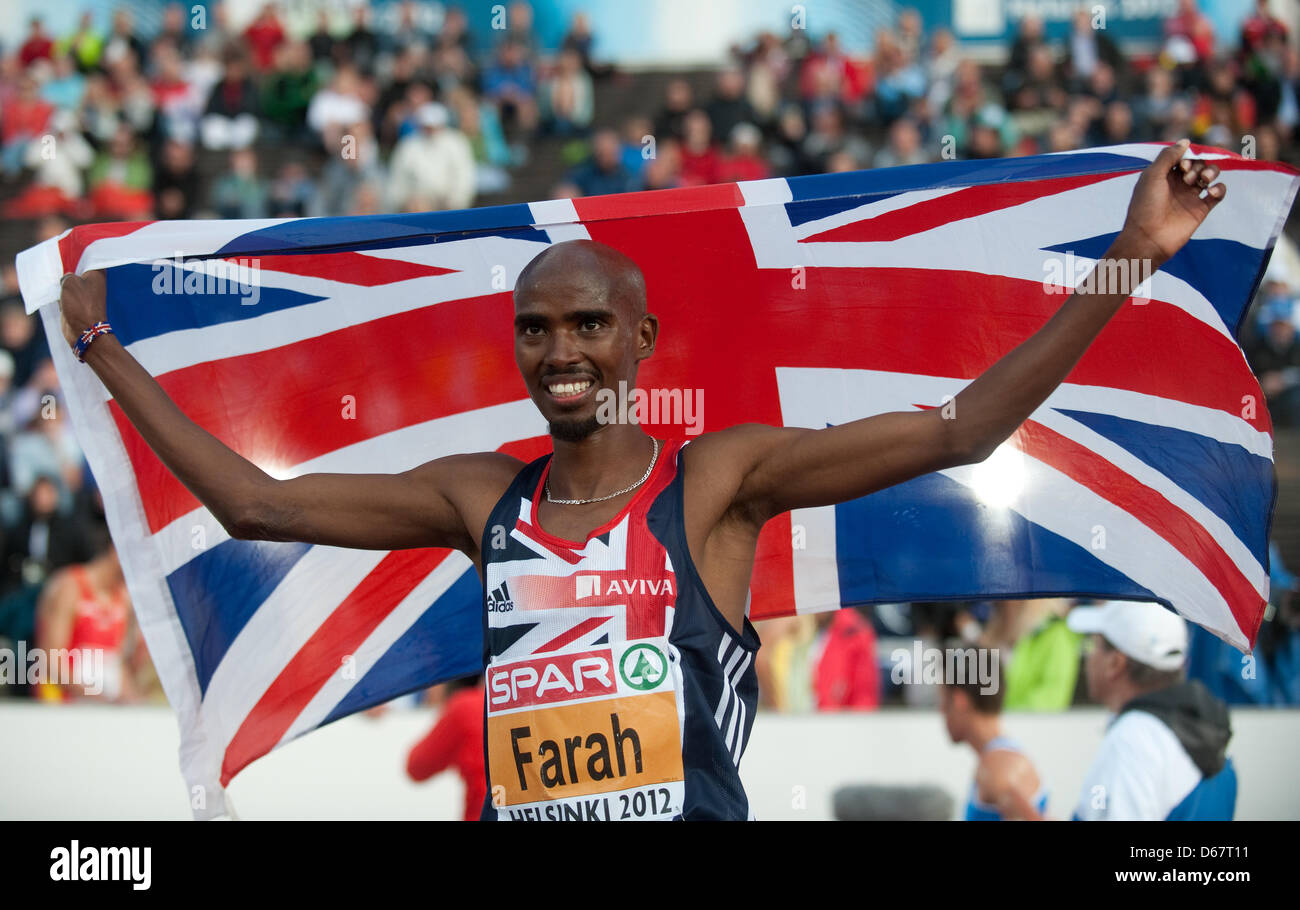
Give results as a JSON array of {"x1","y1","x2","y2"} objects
[{"x1": 74, "y1": 321, "x2": 113, "y2": 363}]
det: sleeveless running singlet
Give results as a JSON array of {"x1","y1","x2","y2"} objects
[
  {"x1": 964, "y1": 735, "x2": 1049, "y2": 821},
  {"x1": 478, "y1": 438, "x2": 760, "y2": 820}
]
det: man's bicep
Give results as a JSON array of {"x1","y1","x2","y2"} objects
[
  {"x1": 734, "y1": 409, "x2": 964, "y2": 521},
  {"x1": 250, "y1": 453, "x2": 513, "y2": 552}
]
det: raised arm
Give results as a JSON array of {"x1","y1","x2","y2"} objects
[
  {"x1": 56, "y1": 271, "x2": 516, "y2": 553},
  {"x1": 731, "y1": 141, "x2": 1224, "y2": 522}
]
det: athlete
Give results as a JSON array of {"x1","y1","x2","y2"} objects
[
  {"x1": 938, "y1": 652, "x2": 1049, "y2": 821},
  {"x1": 55, "y1": 142, "x2": 1224, "y2": 820}
]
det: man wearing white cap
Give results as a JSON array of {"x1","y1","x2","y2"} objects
[
  {"x1": 1068, "y1": 601, "x2": 1236, "y2": 820},
  {"x1": 387, "y1": 102, "x2": 476, "y2": 213}
]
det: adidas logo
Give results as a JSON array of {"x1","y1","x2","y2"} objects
[{"x1": 487, "y1": 581, "x2": 515, "y2": 613}]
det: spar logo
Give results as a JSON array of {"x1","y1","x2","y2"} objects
[
  {"x1": 489, "y1": 649, "x2": 616, "y2": 711},
  {"x1": 619, "y1": 643, "x2": 667, "y2": 691}
]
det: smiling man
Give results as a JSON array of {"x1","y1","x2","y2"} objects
[{"x1": 56, "y1": 142, "x2": 1224, "y2": 820}]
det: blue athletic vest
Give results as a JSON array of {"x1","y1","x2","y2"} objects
[
  {"x1": 964, "y1": 736, "x2": 1049, "y2": 821},
  {"x1": 477, "y1": 438, "x2": 761, "y2": 820}
]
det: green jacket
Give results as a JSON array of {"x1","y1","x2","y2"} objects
[{"x1": 1004, "y1": 616, "x2": 1082, "y2": 711}]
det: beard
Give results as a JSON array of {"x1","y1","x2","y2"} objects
[{"x1": 548, "y1": 414, "x2": 603, "y2": 443}]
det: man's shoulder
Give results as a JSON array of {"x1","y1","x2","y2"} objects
[
  {"x1": 681, "y1": 422, "x2": 787, "y2": 463},
  {"x1": 410, "y1": 450, "x2": 529, "y2": 505}
]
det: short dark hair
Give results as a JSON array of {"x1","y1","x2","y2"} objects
[{"x1": 942, "y1": 646, "x2": 1004, "y2": 714}]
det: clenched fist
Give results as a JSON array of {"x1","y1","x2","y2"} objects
[{"x1": 58, "y1": 270, "x2": 108, "y2": 351}]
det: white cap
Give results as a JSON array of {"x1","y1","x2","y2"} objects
[
  {"x1": 416, "y1": 102, "x2": 449, "y2": 129},
  {"x1": 1068, "y1": 600, "x2": 1188, "y2": 671}
]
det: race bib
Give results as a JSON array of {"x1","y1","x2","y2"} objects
[{"x1": 486, "y1": 638, "x2": 684, "y2": 820}]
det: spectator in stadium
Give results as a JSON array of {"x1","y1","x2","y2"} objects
[
  {"x1": 923, "y1": 27, "x2": 961, "y2": 113},
  {"x1": 1069, "y1": 601, "x2": 1236, "y2": 820},
  {"x1": 1006, "y1": 44, "x2": 1066, "y2": 143},
  {"x1": 156, "y1": 2, "x2": 195, "y2": 57},
  {"x1": 2, "y1": 474, "x2": 85, "y2": 595},
  {"x1": 1245, "y1": 293, "x2": 1300, "y2": 426},
  {"x1": 40, "y1": 52, "x2": 86, "y2": 112},
  {"x1": 87, "y1": 123, "x2": 153, "y2": 219},
  {"x1": 406, "y1": 675, "x2": 486, "y2": 821},
  {"x1": 150, "y1": 42, "x2": 202, "y2": 143},
  {"x1": 640, "y1": 139, "x2": 684, "y2": 191},
  {"x1": 307, "y1": 10, "x2": 337, "y2": 65},
  {"x1": 243, "y1": 3, "x2": 287, "y2": 73},
  {"x1": 617, "y1": 115, "x2": 653, "y2": 179},
  {"x1": 706, "y1": 68, "x2": 757, "y2": 144},
  {"x1": 268, "y1": 161, "x2": 317, "y2": 219},
  {"x1": 873, "y1": 115, "x2": 927, "y2": 169},
  {"x1": 678, "y1": 109, "x2": 722, "y2": 186},
  {"x1": 654, "y1": 78, "x2": 694, "y2": 143},
  {"x1": 482, "y1": 39, "x2": 538, "y2": 140},
  {"x1": 568, "y1": 127, "x2": 636, "y2": 196},
  {"x1": 342, "y1": 4, "x2": 381, "y2": 74},
  {"x1": 102, "y1": 8, "x2": 148, "y2": 71},
  {"x1": 1062, "y1": 6, "x2": 1123, "y2": 90},
  {"x1": 446, "y1": 86, "x2": 512, "y2": 195},
  {"x1": 987, "y1": 598, "x2": 1082, "y2": 711},
  {"x1": 811, "y1": 607, "x2": 880, "y2": 710},
  {"x1": 798, "y1": 32, "x2": 870, "y2": 109},
  {"x1": 381, "y1": 0, "x2": 436, "y2": 58},
  {"x1": 434, "y1": 6, "x2": 475, "y2": 61},
  {"x1": 1163, "y1": 0, "x2": 1216, "y2": 65},
  {"x1": 1006, "y1": 14, "x2": 1047, "y2": 91},
  {"x1": 561, "y1": 11, "x2": 611, "y2": 81},
  {"x1": 939, "y1": 649, "x2": 1048, "y2": 820},
  {"x1": 501, "y1": 1, "x2": 539, "y2": 60},
  {"x1": 152, "y1": 138, "x2": 199, "y2": 220},
  {"x1": 716, "y1": 122, "x2": 770, "y2": 183},
  {"x1": 0, "y1": 300, "x2": 48, "y2": 390},
  {"x1": 56, "y1": 11, "x2": 104, "y2": 74},
  {"x1": 318, "y1": 119, "x2": 384, "y2": 217},
  {"x1": 200, "y1": 48, "x2": 261, "y2": 151},
  {"x1": 210, "y1": 147, "x2": 269, "y2": 220},
  {"x1": 1, "y1": 72, "x2": 52, "y2": 176},
  {"x1": 306, "y1": 64, "x2": 371, "y2": 153},
  {"x1": 540, "y1": 47, "x2": 593, "y2": 137},
  {"x1": 802, "y1": 104, "x2": 871, "y2": 173},
  {"x1": 742, "y1": 32, "x2": 790, "y2": 126},
  {"x1": 873, "y1": 30, "x2": 926, "y2": 125},
  {"x1": 11, "y1": 110, "x2": 93, "y2": 220},
  {"x1": 7, "y1": 370, "x2": 80, "y2": 505},
  {"x1": 767, "y1": 103, "x2": 815, "y2": 176},
  {"x1": 18, "y1": 17, "x2": 54, "y2": 70},
  {"x1": 387, "y1": 102, "x2": 475, "y2": 212},
  {"x1": 261, "y1": 41, "x2": 318, "y2": 146}
]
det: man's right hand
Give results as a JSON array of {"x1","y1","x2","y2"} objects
[{"x1": 58, "y1": 270, "x2": 108, "y2": 350}]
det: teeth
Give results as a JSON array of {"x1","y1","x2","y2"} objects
[{"x1": 549, "y1": 380, "x2": 592, "y2": 396}]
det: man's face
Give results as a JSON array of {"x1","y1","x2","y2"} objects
[
  {"x1": 938, "y1": 686, "x2": 965, "y2": 743},
  {"x1": 513, "y1": 265, "x2": 653, "y2": 442},
  {"x1": 1083, "y1": 634, "x2": 1122, "y2": 702}
]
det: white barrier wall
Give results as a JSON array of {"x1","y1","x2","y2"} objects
[{"x1": 1, "y1": 702, "x2": 1296, "y2": 820}]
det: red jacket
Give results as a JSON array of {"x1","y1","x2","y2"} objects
[
  {"x1": 814, "y1": 609, "x2": 881, "y2": 710},
  {"x1": 407, "y1": 684, "x2": 486, "y2": 821}
]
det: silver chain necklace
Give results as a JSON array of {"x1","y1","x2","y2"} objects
[{"x1": 545, "y1": 437, "x2": 660, "y2": 505}]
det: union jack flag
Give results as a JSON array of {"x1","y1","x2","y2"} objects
[{"x1": 16, "y1": 142, "x2": 1298, "y2": 818}]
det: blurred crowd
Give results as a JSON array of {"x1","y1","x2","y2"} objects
[{"x1": 0, "y1": 0, "x2": 1298, "y2": 708}]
